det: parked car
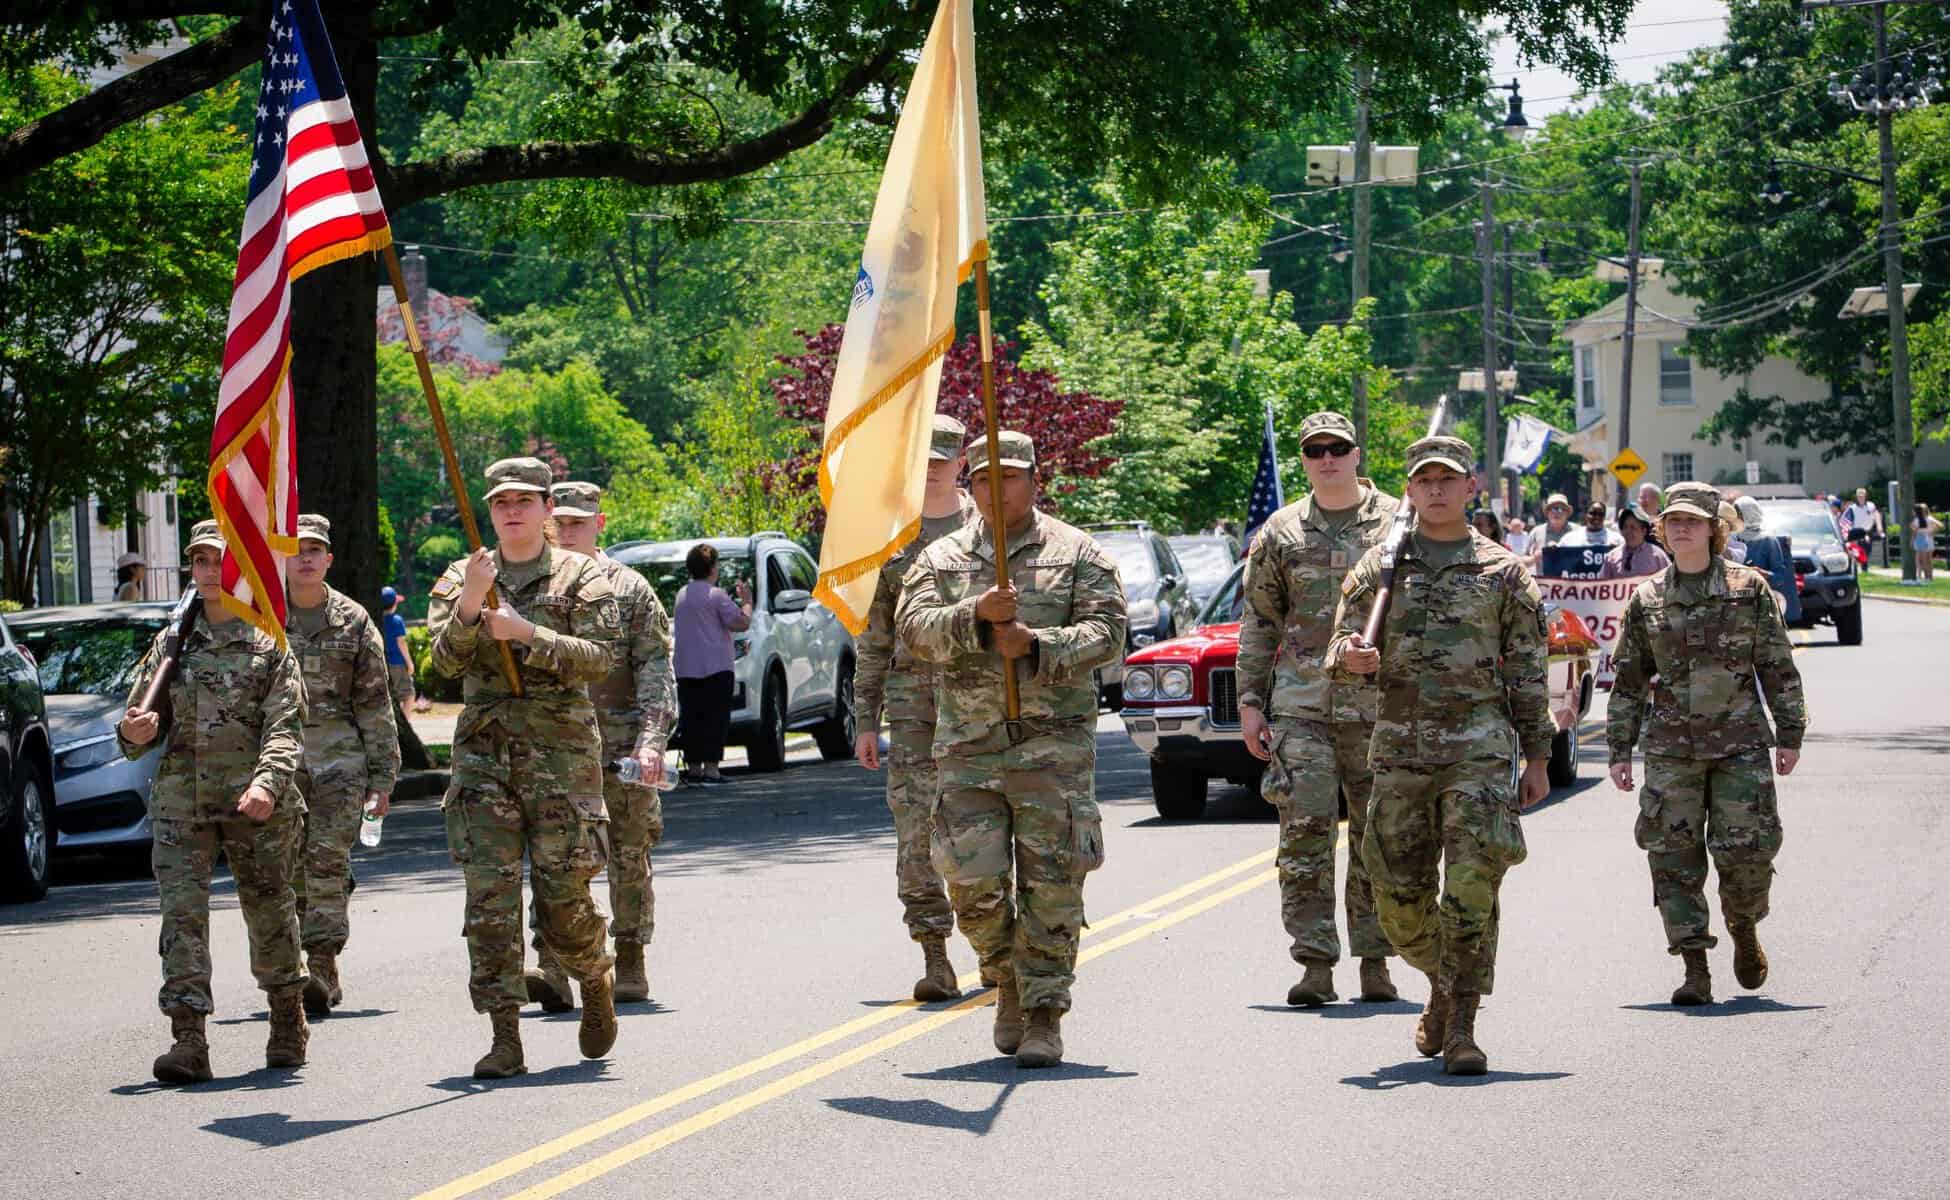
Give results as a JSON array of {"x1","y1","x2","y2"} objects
[
  {"x1": 1756, "y1": 500, "x2": 1862, "y2": 645},
  {"x1": 608, "y1": 533, "x2": 856, "y2": 771},
  {"x1": 8, "y1": 603, "x2": 173, "y2": 865},
  {"x1": 1167, "y1": 533, "x2": 1242, "y2": 611},
  {"x1": 0, "y1": 613, "x2": 55, "y2": 901},
  {"x1": 1084, "y1": 523, "x2": 1200, "y2": 708},
  {"x1": 1121, "y1": 562, "x2": 1598, "y2": 819}
]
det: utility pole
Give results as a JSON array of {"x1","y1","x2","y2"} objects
[
  {"x1": 1350, "y1": 63, "x2": 1374, "y2": 447},
  {"x1": 1502, "y1": 223, "x2": 1517, "y2": 514},
  {"x1": 1615, "y1": 159, "x2": 1645, "y2": 507},
  {"x1": 1479, "y1": 179, "x2": 1500, "y2": 507},
  {"x1": 1875, "y1": 3, "x2": 1920, "y2": 581}
]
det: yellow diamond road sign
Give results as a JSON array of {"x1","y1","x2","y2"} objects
[{"x1": 1609, "y1": 448, "x2": 1648, "y2": 488}]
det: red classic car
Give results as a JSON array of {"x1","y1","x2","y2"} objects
[{"x1": 1121, "y1": 562, "x2": 1599, "y2": 819}]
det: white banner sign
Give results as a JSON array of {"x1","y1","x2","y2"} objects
[{"x1": 1539, "y1": 573, "x2": 1656, "y2": 688}]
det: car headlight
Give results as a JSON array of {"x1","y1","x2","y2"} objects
[
  {"x1": 57, "y1": 733, "x2": 121, "y2": 773},
  {"x1": 1157, "y1": 665, "x2": 1193, "y2": 700},
  {"x1": 1124, "y1": 667, "x2": 1157, "y2": 701},
  {"x1": 1818, "y1": 549, "x2": 1850, "y2": 574}
]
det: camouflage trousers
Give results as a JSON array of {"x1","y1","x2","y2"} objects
[
  {"x1": 292, "y1": 772, "x2": 363, "y2": 954},
  {"x1": 932, "y1": 725, "x2": 1104, "y2": 1013},
  {"x1": 887, "y1": 716, "x2": 954, "y2": 942},
  {"x1": 1362, "y1": 758, "x2": 1528, "y2": 995},
  {"x1": 1262, "y1": 717, "x2": 1390, "y2": 965},
  {"x1": 1635, "y1": 750, "x2": 1784, "y2": 953},
  {"x1": 152, "y1": 810, "x2": 306, "y2": 1014},
  {"x1": 445, "y1": 727, "x2": 614, "y2": 1013},
  {"x1": 532, "y1": 769, "x2": 662, "y2": 959}
]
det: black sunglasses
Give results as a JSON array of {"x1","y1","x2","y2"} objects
[{"x1": 1302, "y1": 441, "x2": 1356, "y2": 460}]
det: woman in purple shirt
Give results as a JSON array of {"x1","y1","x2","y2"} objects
[{"x1": 673, "y1": 543, "x2": 752, "y2": 784}]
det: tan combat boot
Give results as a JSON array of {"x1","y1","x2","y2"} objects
[
  {"x1": 1359, "y1": 958, "x2": 1399, "y2": 1003},
  {"x1": 302, "y1": 952, "x2": 339, "y2": 1018},
  {"x1": 991, "y1": 973, "x2": 1025, "y2": 1055},
  {"x1": 526, "y1": 952, "x2": 575, "y2": 1014},
  {"x1": 265, "y1": 985, "x2": 310, "y2": 1069},
  {"x1": 152, "y1": 1008, "x2": 212, "y2": 1084},
  {"x1": 1729, "y1": 918, "x2": 1769, "y2": 989},
  {"x1": 1414, "y1": 975, "x2": 1452, "y2": 1058},
  {"x1": 579, "y1": 968, "x2": 618, "y2": 1058},
  {"x1": 1286, "y1": 960, "x2": 1337, "y2": 1007},
  {"x1": 473, "y1": 1008, "x2": 526, "y2": 1079},
  {"x1": 614, "y1": 939, "x2": 651, "y2": 1004},
  {"x1": 1016, "y1": 1007, "x2": 1064, "y2": 1069},
  {"x1": 913, "y1": 938, "x2": 962, "y2": 1003},
  {"x1": 1672, "y1": 948, "x2": 1713, "y2": 1006},
  {"x1": 1442, "y1": 993, "x2": 1488, "y2": 1076}
]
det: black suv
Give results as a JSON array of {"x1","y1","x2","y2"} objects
[
  {"x1": 0, "y1": 614, "x2": 55, "y2": 902},
  {"x1": 1757, "y1": 500, "x2": 1863, "y2": 645},
  {"x1": 1083, "y1": 523, "x2": 1200, "y2": 707}
]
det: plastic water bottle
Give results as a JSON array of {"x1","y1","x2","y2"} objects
[
  {"x1": 615, "y1": 756, "x2": 678, "y2": 792},
  {"x1": 359, "y1": 798, "x2": 384, "y2": 847}
]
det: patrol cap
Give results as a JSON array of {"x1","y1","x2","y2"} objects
[
  {"x1": 967, "y1": 430, "x2": 1036, "y2": 475},
  {"x1": 185, "y1": 519, "x2": 225, "y2": 554},
  {"x1": 1404, "y1": 435, "x2": 1474, "y2": 478},
  {"x1": 483, "y1": 456, "x2": 553, "y2": 500},
  {"x1": 551, "y1": 481, "x2": 603, "y2": 517},
  {"x1": 1545, "y1": 492, "x2": 1571, "y2": 511},
  {"x1": 114, "y1": 551, "x2": 145, "y2": 570},
  {"x1": 1662, "y1": 481, "x2": 1722, "y2": 522},
  {"x1": 296, "y1": 512, "x2": 331, "y2": 546},
  {"x1": 929, "y1": 414, "x2": 968, "y2": 462},
  {"x1": 1298, "y1": 410, "x2": 1357, "y2": 446}
]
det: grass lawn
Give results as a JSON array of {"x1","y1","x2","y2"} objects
[{"x1": 1858, "y1": 571, "x2": 1950, "y2": 604}]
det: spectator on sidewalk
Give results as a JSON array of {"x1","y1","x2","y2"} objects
[
  {"x1": 1734, "y1": 497, "x2": 1799, "y2": 621},
  {"x1": 1599, "y1": 505, "x2": 1671, "y2": 579},
  {"x1": 1843, "y1": 487, "x2": 1881, "y2": 558},
  {"x1": 1528, "y1": 493, "x2": 1576, "y2": 568},
  {"x1": 1503, "y1": 516, "x2": 1533, "y2": 557},
  {"x1": 114, "y1": 552, "x2": 146, "y2": 602},
  {"x1": 1913, "y1": 503, "x2": 1943, "y2": 583},
  {"x1": 380, "y1": 587, "x2": 429, "y2": 714},
  {"x1": 1562, "y1": 500, "x2": 1615, "y2": 549},
  {"x1": 1637, "y1": 481, "x2": 1664, "y2": 517},
  {"x1": 1472, "y1": 509, "x2": 1504, "y2": 545},
  {"x1": 673, "y1": 543, "x2": 752, "y2": 785}
]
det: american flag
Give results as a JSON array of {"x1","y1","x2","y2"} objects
[
  {"x1": 1243, "y1": 401, "x2": 1285, "y2": 545},
  {"x1": 209, "y1": 0, "x2": 390, "y2": 645}
]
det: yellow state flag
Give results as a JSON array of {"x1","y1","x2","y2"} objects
[{"x1": 813, "y1": 0, "x2": 986, "y2": 634}]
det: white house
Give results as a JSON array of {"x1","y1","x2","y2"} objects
[
  {"x1": 1560, "y1": 266, "x2": 1949, "y2": 499},
  {"x1": 10, "y1": 485, "x2": 184, "y2": 607},
  {"x1": 375, "y1": 248, "x2": 507, "y2": 370}
]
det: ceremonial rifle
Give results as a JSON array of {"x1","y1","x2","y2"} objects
[
  {"x1": 1359, "y1": 394, "x2": 1452, "y2": 648},
  {"x1": 133, "y1": 590, "x2": 205, "y2": 728}
]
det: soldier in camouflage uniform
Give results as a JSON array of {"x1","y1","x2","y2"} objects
[
  {"x1": 896, "y1": 431, "x2": 1127, "y2": 1068},
  {"x1": 283, "y1": 513, "x2": 401, "y2": 1018},
  {"x1": 854, "y1": 415, "x2": 980, "y2": 1003},
  {"x1": 429, "y1": 458, "x2": 622, "y2": 1079},
  {"x1": 1237, "y1": 411, "x2": 1401, "y2": 1008},
  {"x1": 1607, "y1": 481, "x2": 1806, "y2": 1006},
  {"x1": 1330, "y1": 435, "x2": 1554, "y2": 1076},
  {"x1": 117, "y1": 519, "x2": 311, "y2": 1082},
  {"x1": 523, "y1": 481, "x2": 677, "y2": 1010}
]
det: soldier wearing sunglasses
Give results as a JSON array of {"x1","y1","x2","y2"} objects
[{"x1": 1236, "y1": 411, "x2": 1402, "y2": 1009}]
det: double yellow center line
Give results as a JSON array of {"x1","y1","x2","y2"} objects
[{"x1": 412, "y1": 848, "x2": 1278, "y2": 1200}]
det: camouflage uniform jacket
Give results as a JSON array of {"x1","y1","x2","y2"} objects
[
  {"x1": 589, "y1": 554, "x2": 678, "y2": 760},
  {"x1": 1237, "y1": 482, "x2": 1399, "y2": 723},
  {"x1": 1606, "y1": 557, "x2": 1807, "y2": 762},
  {"x1": 895, "y1": 510, "x2": 1127, "y2": 756},
  {"x1": 1330, "y1": 530, "x2": 1555, "y2": 766},
  {"x1": 118, "y1": 612, "x2": 309, "y2": 822},
  {"x1": 427, "y1": 546, "x2": 619, "y2": 746},
  {"x1": 854, "y1": 492, "x2": 981, "y2": 729},
  {"x1": 286, "y1": 585, "x2": 400, "y2": 794}
]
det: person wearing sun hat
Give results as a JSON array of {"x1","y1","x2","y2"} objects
[{"x1": 1606, "y1": 481, "x2": 1807, "y2": 1009}]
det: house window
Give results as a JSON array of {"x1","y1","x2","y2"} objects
[
  {"x1": 46, "y1": 507, "x2": 82, "y2": 605},
  {"x1": 1786, "y1": 458, "x2": 1804, "y2": 485},
  {"x1": 1658, "y1": 342, "x2": 1693, "y2": 406},
  {"x1": 1662, "y1": 452, "x2": 1694, "y2": 483},
  {"x1": 1575, "y1": 345, "x2": 1601, "y2": 417}
]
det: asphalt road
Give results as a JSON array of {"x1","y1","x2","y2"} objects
[{"x1": 4, "y1": 598, "x2": 1945, "y2": 1200}]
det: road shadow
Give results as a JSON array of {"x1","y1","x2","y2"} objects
[
  {"x1": 530, "y1": 999, "x2": 673, "y2": 1022},
  {"x1": 824, "y1": 1058, "x2": 1137, "y2": 1135},
  {"x1": 1804, "y1": 726, "x2": 1950, "y2": 756},
  {"x1": 1247, "y1": 1000, "x2": 1420, "y2": 1020},
  {"x1": 1619, "y1": 996, "x2": 1826, "y2": 1016},
  {"x1": 112, "y1": 1068, "x2": 304, "y2": 1097},
  {"x1": 1339, "y1": 1059, "x2": 1574, "y2": 1090},
  {"x1": 211, "y1": 1006, "x2": 396, "y2": 1027},
  {"x1": 1523, "y1": 772, "x2": 1606, "y2": 814},
  {"x1": 1126, "y1": 783, "x2": 1276, "y2": 829}
]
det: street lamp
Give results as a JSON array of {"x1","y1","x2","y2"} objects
[{"x1": 1494, "y1": 79, "x2": 1530, "y2": 139}]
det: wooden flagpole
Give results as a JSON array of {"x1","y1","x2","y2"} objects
[
  {"x1": 381, "y1": 243, "x2": 523, "y2": 695},
  {"x1": 972, "y1": 257, "x2": 1021, "y2": 721}
]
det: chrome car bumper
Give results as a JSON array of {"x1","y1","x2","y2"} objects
[{"x1": 1121, "y1": 704, "x2": 1213, "y2": 756}]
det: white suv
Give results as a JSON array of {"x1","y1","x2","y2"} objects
[{"x1": 609, "y1": 533, "x2": 857, "y2": 771}]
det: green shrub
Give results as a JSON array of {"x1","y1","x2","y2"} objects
[{"x1": 406, "y1": 622, "x2": 464, "y2": 702}]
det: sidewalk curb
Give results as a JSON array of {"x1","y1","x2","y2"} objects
[{"x1": 1861, "y1": 591, "x2": 1950, "y2": 608}]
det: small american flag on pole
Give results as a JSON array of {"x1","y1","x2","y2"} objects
[
  {"x1": 210, "y1": 0, "x2": 390, "y2": 644},
  {"x1": 1243, "y1": 401, "x2": 1285, "y2": 546}
]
